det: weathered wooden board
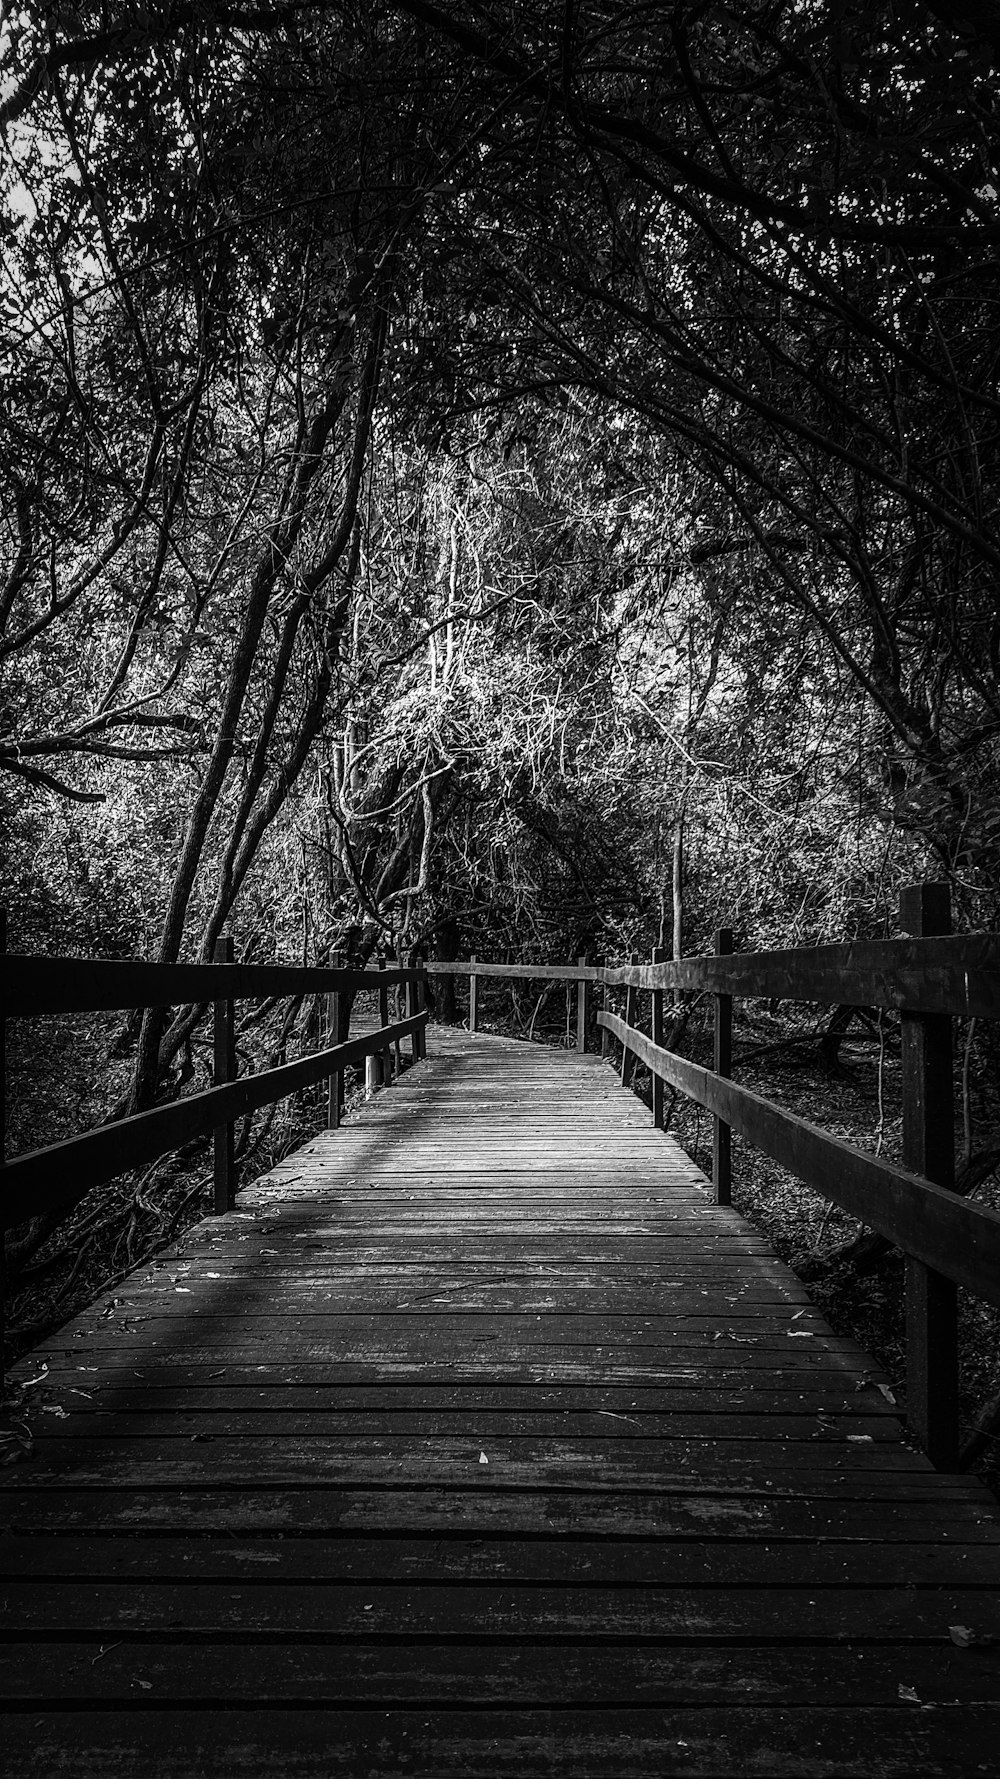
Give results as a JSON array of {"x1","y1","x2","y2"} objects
[
  {"x1": 3, "y1": 1023, "x2": 998, "y2": 1777},
  {"x1": 4, "y1": 1706, "x2": 1000, "y2": 1778}
]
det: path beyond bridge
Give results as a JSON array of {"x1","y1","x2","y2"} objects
[{"x1": 3, "y1": 1026, "x2": 1000, "y2": 1775}]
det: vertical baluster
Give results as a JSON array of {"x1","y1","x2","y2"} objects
[
  {"x1": 378, "y1": 954, "x2": 391, "y2": 1086},
  {"x1": 405, "y1": 952, "x2": 417, "y2": 1059},
  {"x1": 900, "y1": 881, "x2": 957, "y2": 1468},
  {"x1": 469, "y1": 954, "x2": 478, "y2": 1033},
  {"x1": 713, "y1": 927, "x2": 733, "y2": 1206},
  {"x1": 600, "y1": 961, "x2": 610, "y2": 1057},
  {"x1": 651, "y1": 945, "x2": 665, "y2": 1130},
  {"x1": 394, "y1": 951, "x2": 404, "y2": 1077},
  {"x1": 213, "y1": 934, "x2": 236, "y2": 1214},
  {"x1": 409, "y1": 951, "x2": 426, "y2": 1060},
  {"x1": 621, "y1": 951, "x2": 639, "y2": 1086},
  {"x1": 326, "y1": 950, "x2": 342, "y2": 1129},
  {"x1": 576, "y1": 955, "x2": 589, "y2": 1053},
  {"x1": 1, "y1": 911, "x2": 7, "y2": 1370}
]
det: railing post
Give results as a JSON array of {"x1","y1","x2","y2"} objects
[
  {"x1": 469, "y1": 953, "x2": 478, "y2": 1033},
  {"x1": 405, "y1": 951, "x2": 418, "y2": 1059},
  {"x1": 378, "y1": 953, "x2": 391, "y2": 1086},
  {"x1": 1, "y1": 910, "x2": 7, "y2": 1369},
  {"x1": 600, "y1": 961, "x2": 609, "y2": 1057},
  {"x1": 900, "y1": 881, "x2": 957, "y2": 1469},
  {"x1": 576, "y1": 955, "x2": 589, "y2": 1053},
  {"x1": 713, "y1": 928, "x2": 733, "y2": 1206},
  {"x1": 651, "y1": 945, "x2": 665, "y2": 1129},
  {"x1": 394, "y1": 951, "x2": 405, "y2": 1078},
  {"x1": 408, "y1": 950, "x2": 426, "y2": 1060},
  {"x1": 621, "y1": 951, "x2": 639, "y2": 1086},
  {"x1": 326, "y1": 951, "x2": 343, "y2": 1129},
  {"x1": 212, "y1": 934, "x2": 236, "y2": 1214}
]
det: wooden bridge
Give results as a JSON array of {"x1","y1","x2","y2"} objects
[{"x1": 3, "y1": 890, "x2": 1000, "y2": 1774}]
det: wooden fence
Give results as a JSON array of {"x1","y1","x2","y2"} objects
[
  {"x1": 426, "y1": 885, "x2": 1000, "y2": 1470},
  {"x1": 1, "y1": 948, "x2": 429, "y2": 1346}
]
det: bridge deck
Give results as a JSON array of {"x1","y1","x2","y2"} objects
[{"x1": 3, "y1": 1027, "x2": 1000, "y2": 1775}]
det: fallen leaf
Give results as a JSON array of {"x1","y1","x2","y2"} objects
[
  {"x1": 40, "y1": 1404, "x2": 69, "y2": 1418},
  {"x1": 899, "y1": 1684, "x2": 921, "y2": 1703},
  {"x1": 479, "y1": 1450, "x2": 489, "y2": 1465},
  {"x1": 948, "y1": 1624, "x2": 993, "y2": 1647},
  {"x1": 876, "y1": 1383, "x2": 897, "y2": 1404},
  {"x1": 847, "y1": 1434, "x2": 873, "y2": 1443}
]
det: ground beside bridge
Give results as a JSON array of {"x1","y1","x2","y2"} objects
[{"x1": 3, "y1": 1025, "x2": 999, "y2": 1775}]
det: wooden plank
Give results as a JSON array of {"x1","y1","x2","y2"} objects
[
  {"x1": 4, "y1": 1486, "x2": 995, "y2": 1539},
  {"x1": 7, "y1": 1579, "x2": 1000, "y2": 1638},
  {"x1": 3, "y1": 1706, "x2": 1000, "y2": 1778},
  {"x1": 2, "y1": 1641, "x2": 997, "y2": 1707},
  {"x1": 598, "y1": 1010, "x2": 1000, "y2": 1306},
  {"x1": 6, "y1": 1533, "x2": 996, "y2": 1584},
  {"x1": 600, "y1": 930, "x2": 1000, "y2": 1016}
]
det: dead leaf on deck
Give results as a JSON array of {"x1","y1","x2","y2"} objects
[{"x1": 949, "y1": 1624, "x2": 993, "y2": 1648}]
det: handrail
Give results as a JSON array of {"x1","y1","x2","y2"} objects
[
  {"x1": 423, "y1": 959, "x2": 600, "y2": 981},
  {"x1": 600, "y1": 932, "x2": 1000, "y2": 1019},
  {"x1": 420, "y1": 931, "x2": 1000, "y2": 1018},
  {"x1": 3, "y1": 954, "x2": 423, "y2": 1018},
  {"x1": 598, "y1": 1007, "x2": 1000, "y2": 1310}
]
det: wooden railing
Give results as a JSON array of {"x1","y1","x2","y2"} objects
[
  {"x1": 423, "y1": 956, "x2": 598, "y2": 1048},
  {"x1": 1, "y1": 949, "x2": 429, "y2": 1267},
  {"x1": 599, "y1": 883, "x2": 1000, "y2": 1470}
]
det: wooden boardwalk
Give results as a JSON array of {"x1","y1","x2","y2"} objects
[{"x1": 3, "y1": 1026, "x2": 1000, "y2": 1775}]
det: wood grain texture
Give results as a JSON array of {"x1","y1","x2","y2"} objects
[
  {"x1": 3, "y1": 1024, "x2": 999, "y2": 1776},
  {"x1": 600, "y1": 931, "x2": 1000, "y2": 1016},
  {"x1": 3, "y1": 954, "x2": 424, "y2": 1018}
]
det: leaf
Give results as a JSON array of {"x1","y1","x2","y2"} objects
[
  {"x1": 479, "y1": 1450, "x2": 489, "y2": 1465},
  {"x1": 948, "y1": 1624, "x2": 993, "y2": 1648},
  {"x1": 898, "y1": 1685, "x2": 921, "y2": 1702}
]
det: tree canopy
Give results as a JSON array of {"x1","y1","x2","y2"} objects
[{"x1": 3, "y1": 0, "x2": 999, "y2": 1104}]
